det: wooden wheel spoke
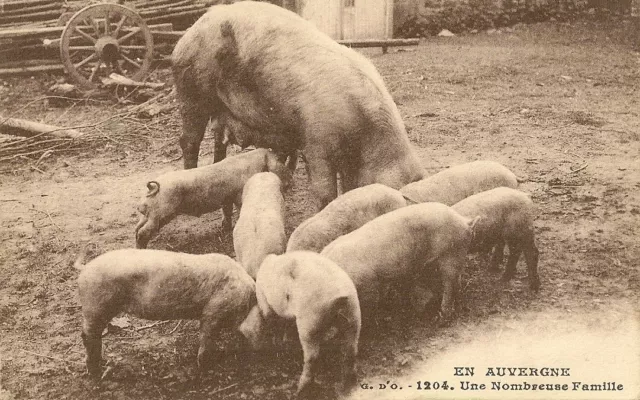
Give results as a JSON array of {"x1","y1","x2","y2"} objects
[
  {"x1": 61, "y1": 4, "x2": 153, "y2": 88},
  {"x1": 117, "y1": 27, "x2": 141, "y2": 44},
  {"x1": 121, "y1": 54, "x2": 141, "y2": 69},
  {"x1": 74, "y1": 26, "x2": 97, "y2": 44},
  {"x1": 74, "y1": 53, "x2": 97, "y2": 69},
  {"x1": 104, "y1": 11, "x2": 111, "y2": 36},
  {"x1": 112, "y1": 15, "x2": 127, "y2": 38},
  {"x1": 120, "y1": 45, "x2": 147, "y2": 50},
  {"x1": 86, "y1": 17, "x2": 101, "y2": 37},
  {"x1": 68, "y1": 46, "x2": 96, "y2": 51}
]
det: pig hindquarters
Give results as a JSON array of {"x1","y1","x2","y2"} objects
[
  {"x1": 76, "y1": 249, "x2": 255, "y2": 376},
  {"x1": 239, "y1": 252, "x2": 361, "y2": 398},
  {"x1": 452, "y1": 187, "x2": 540, "y2": 290},
  {"x1": 233, "y1": 172, "x2": 287, "y2": 278}
]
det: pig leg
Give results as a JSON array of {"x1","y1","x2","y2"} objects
[
  {"x1": 196, "y1": 318, "x2": 220, "y2": 370},
  {"x1": 435, "y1": 256, "x2": 463, "y2": 324},
  {"x1": 523, "y1": 237, "x2": 541, "y2": 291},
  {"x1": 339, "y1": 339, "x2": 358, "y2": 395},
  {"x1": 305, "y1": 151, "x2": 337, "y2": 211},
  {"x1": 296, "y1": 335, "x2": 321, "y2": 399},
  {"x1": 212, "y1": 123, "x2": 234, "y2": 232},
  {"x1": 501, "y1": 242, "x2": 522, "y2": 283},
  {"x1": 179, "y1": 102, "x2": 210, "y2": 169},
  {"x1": 489, "y1": 240, "x2": 506, "y2": 272},
  {"x1": 212, "y1": 119, "x2": 228, "y2": 164},
  {"x1": 81, "y1": 315, "x2": 111, "y2": 377}
]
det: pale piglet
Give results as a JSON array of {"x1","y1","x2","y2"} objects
[
  {"x1": 400, "y1": 160, "x2": 518, "y2": 205},
  {"x1": 452, "y1": 187, "x2": 540, "y2": 290},
  {"x1": 286, "y1": 184, "x2": 407, "y2": 253},
  {"x1": 135, "y1": 148, "x2": 291, "y2": 248},
  {"x1": 321, "y1": 202, "x2": 478, "y2": 325},
  {"x1": 239, "y1": 252, "x2": 361, "y2": 399},
  {"x1": 75, "y1": 248, "x2": 255, "y2": 377},
  {"x1": 233, "y1": 172, "x2": 287, "y2": 278}
]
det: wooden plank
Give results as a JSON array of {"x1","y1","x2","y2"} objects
[
  {"x1": 0, "y1": 115, "x2": 83, "y2": 138},
  {"x1": 0, "y1": 26, "x2": 61, "y2": 40},
  {"x1": 337, "y1": 38, "x2": 419, "y2": 47},
  {"x1": 0, "y1": 22, "x2": 173, "y2": 40},
  {"x1": 144, "y1": 8, "x2": 207, "y2": 25},
  {"x1": 139, "y1": 4, "x2": 203, "y2": 19},
  {"x1": 0, "y1": 63, "x2": 63, "y2": 76},
  {"x1": 139, "y1": 0, "x2": 193, "y2": 12},
  {"x1": 0, "y1": 9, "x2": 62, "y2": 25},
  {"x1": 0, "y1": 0, "x2": 59, "y2": 11},
  {"x1": 0, "y1": 2, "x2": 62, "y2": 17}
]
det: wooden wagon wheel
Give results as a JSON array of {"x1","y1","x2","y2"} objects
[{"x1": 60, "y1": 3, "x2": 154, "y2": 89}]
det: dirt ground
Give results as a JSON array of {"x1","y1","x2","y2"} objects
[{"x1": 0, "y1": 19, "x2": 639, "y2": 400}]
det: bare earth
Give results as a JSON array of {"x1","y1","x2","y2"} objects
[{"x1": 0, "y1": 20, "x2": 639, "y2": 400}]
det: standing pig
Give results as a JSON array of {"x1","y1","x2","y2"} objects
[
  {"x1": 135, "y1": 148, "x2": 291, "y2": 248},
  {"x1": 233, "y1": 172, "x2": 287, "y2": 278},
  {"x1": 172, "y1": 1, "x2": 424, "y2": 210},
  {"x1": 75, "y1": 248, "x2": 255, "y2": 376},
  {"x1": 239, "y1": 251, "x2": 361, "y2": 398},
  {"x1": 286, "y1": 184, "x2": 408, "y2": 253},
  {"x1": 321, "y1": 203, "x2": 478, "y2": 325},
  {"x1": 452, "y1": 187, "x2": 540, "y2": 290},
  {"x1": 400, "y1": 160, "x2": 518, "y2": 205}
]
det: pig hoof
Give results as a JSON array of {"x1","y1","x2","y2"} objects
[
  {"x1": 434, "y1": 311, "x2": 451, "y2": 328},
  {"x1": 222, "y1": 220, "x2": 233, "y2": 233},
  {"x1": 529, "y1": 279, "x2": 541, "y2": 291},
  {"x1": 296, "y1": 382, "x2": 321, "y2": 400},
  {"x1": 86, "y1": 365, "x2": 102, "y2": 379}
]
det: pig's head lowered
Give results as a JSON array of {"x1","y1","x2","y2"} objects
[
  {"x1": 264, "y1": 149, "x2": 294, "y2": 191},
  {"x1": 238, "y1": 305, "x2": 270, "y2": 350}
]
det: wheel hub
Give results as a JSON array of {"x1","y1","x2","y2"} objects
[{"x1": 95, "y1": 37, "x2": 120, "y2": 63}]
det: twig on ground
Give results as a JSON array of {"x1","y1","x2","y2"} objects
[
  {"x1": 136, "y1": 320, "x2": 171, "y2": 332},
  {"x1": 30, "y1": 207, "x2": 62, "y2": 231},
  {"x1": 569, "y1": 163, "x2": 588, "y2": 174},
  {"x1": 20, "y1": 349, "x2": 84, "y2": 365},
  {"x1": 209, "y1": 382, "x2": 239, "y2": 396},
  {"x1": 168, "y1": 320, "x2": 182, "y2": 334}
]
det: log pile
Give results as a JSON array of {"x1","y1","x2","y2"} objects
[
  {"x1": 0, "y1": 0, "x2": 224, "y2": 76},
  {"x1": 0, "y1": 0, "x2": 420, "y2": 80}
]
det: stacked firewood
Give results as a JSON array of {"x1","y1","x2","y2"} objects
[{"x1": 0, "y1": 0, "x2": 227, "y2": 76}]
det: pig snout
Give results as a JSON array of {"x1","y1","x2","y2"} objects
[{"x1": 134, "y1": 214, "x2": 159, "y2": 249}]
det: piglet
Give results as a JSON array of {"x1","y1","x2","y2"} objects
[
  {"x1": 286, "y1": 184, "x2": 408, "y2": 253},
  {"x1": 239, "y1": 251, "x2": 361, "y2": 399},
  {"x1": 233, "y1": 172, "x2": 287, "y2": 278},
  {"x1": 75, "y1": 248, "x2": 255, "y2": 377},
  {"x1": 452, "y1": 187, "x2": 540, "y2": 290},
  {"x1": 321, "y1": 202, "x2": 478, "y2": 326},
  {"x1": 400, "y1": 160, "x2": 518, "y2": 205},
  {"x1": 135, "y1": 148, "x2": 291, "y2": 248}
]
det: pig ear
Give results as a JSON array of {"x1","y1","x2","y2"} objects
[{"x1": 146, "y1": 181, "x2": 160, "y2": 197}]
